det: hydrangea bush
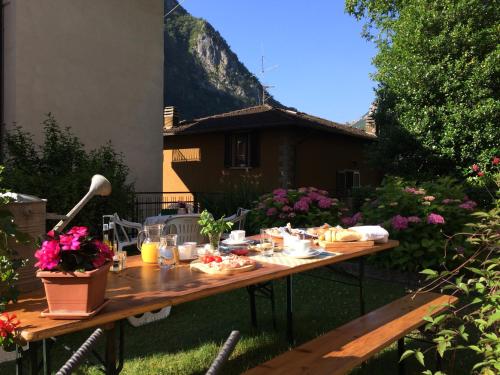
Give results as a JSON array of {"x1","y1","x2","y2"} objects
[
  {"x1": 35, "y1": 226, "x2": 113, "y2": 272},
  {"x1": 355, "y1": 177, "x2": 478, "y2": 271},
  {"x1": 248, "y1": 187, "x2": 345, "y2": 231}
]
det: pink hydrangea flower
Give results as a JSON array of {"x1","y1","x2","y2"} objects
[
  {"x1": 66, "y1": 226, "x2": 89, "y2": 238},
  {"x1": 427, "y1": 213, "x2": 445, "y2": 225},
  {"x1": 459, "y1": 200, "x2": 477, "y2": 210},
  {"x1": 318, "y1": 198, "x2": 332, "y2": 209},
  {"x1": 282, "y1": 205, "x2": 292, "y2": 212},
  {"x1": 294, "y1": 199, "x2": 310, "y2": 212},
  {"x1": 59, "y1": 234, "x2": 81, "y2": 251},
  {"x1": 407, "y1": 216, "x2": 421, "y2": 223},
  {"x1": 308, "y1": 191, "x2": 321, "y2": 201},
  {"x1": 273, "y1": 196, "x2": 289, "y2": 204},
  {"x1": 266, "y1": 207, "x2": 278, "y2": 216},
  {"x1": 391, "y1": 215, "x2": 409, "y2": 231},
  {"x1": 273, "y1": 188, "x2": 287, "y2": 197},
  {"x1": 423, "y1": 196, "x2": 435, "y2": 201},
  {"x1": 34, "y1": 240, "x2": 60, "y2": 270}
]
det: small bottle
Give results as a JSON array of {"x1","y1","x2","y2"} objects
[
  {"x1": 102, "y1": 224, "x2": 111, "y2": 247},
  {"x1": 108, "y1": 222, "x2": 115, "y2": 250}
]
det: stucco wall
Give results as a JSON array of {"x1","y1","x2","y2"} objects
[{"x1": 2, "y1": 0, "x2": 164, "y2": 191}]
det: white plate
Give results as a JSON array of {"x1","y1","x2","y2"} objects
[
  {"x1": 221, "y1": 239, "x2": 251, "y2": 246},
  {"x1": 283, "y1": 249, "x2": 322, "y2": 259}
]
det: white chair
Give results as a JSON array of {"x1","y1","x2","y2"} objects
[
  {"x1": 224, "y1": 208, "x2": 250, "y2": 230},
  {"x1": 163, "y1": 214, "x2": 205, "y2": 244},
  {"x1": 103, "y1": 213, "x2": 142, "y2": 251}
]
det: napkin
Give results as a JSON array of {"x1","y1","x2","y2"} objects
[{"x1": 348, "y1": 226, "x2": 389, "y2": 243}]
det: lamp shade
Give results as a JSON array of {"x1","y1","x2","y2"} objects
[{"x1": 89, "y1": 174, "x2": 112, "y2": 196}]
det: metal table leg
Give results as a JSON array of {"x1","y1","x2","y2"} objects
[
  {"x1": 247, "y1": 285, "x2": 258, "y2": 328},
  {"x1": 29, "y1": 341, "x2": 39, "y2": 375},
  {"x1": 286, "y1": 275, "x2": 294, "y2": 345},
  {"x1": 359, "y1": 258, "x2": 366, "y2": 316},
  {"x1": 398, "y1": 338, "x2": 405, "y2": 375},
  {"x1": 42, "y1": 339, "x2": 51, "y2": 375},
  {"x1": 16, "y1": 345, "x2": 23, "y2": 375},
  {"x1": 105, "y1": 324, "x2": 117, "y2": 375}
]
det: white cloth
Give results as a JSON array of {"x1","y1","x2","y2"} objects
[{"x1": 348, "y1": 225, "x2": 389, "y2": 243}]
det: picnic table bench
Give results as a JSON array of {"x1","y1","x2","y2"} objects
[{"x1": 244, "y1": 292, "x2": 457, "y2": 375}]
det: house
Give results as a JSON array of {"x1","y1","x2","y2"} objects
[
  {"x1": 1, "y1": 0, "x2": 164, "y2": 191},
  {"x1": 163, "y1": 104, "x2": 379, "y2": 199}
]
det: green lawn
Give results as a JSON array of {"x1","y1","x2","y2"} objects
[{"x1": 1, "y1": 268, "x2": 476, "y2": 374}]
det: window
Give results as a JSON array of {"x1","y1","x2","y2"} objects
[
  {"x1": 336, "y1": 170, "x2": 360, "y2": 196},
  {"x1": 224, "y1": 132, "x2": 260, "y2": 168}
]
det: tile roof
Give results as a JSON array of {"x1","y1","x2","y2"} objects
[{"x1": 163, "y1": 104, "x2": 377, "y2": 140}]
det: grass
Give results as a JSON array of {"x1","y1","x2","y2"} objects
[{"x1": 1, "y1": 268, "x2": 476, "y2": 374}]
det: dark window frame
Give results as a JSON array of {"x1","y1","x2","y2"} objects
[{"x1": 224, "y1": 131, "x2": 260, "y2": 169}]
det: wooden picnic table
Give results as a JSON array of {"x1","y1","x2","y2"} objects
[{"x1": 8, "y1": 239, "x2": 399, "y2": 374}]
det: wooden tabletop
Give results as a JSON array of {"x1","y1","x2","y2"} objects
[{"x1": 8, "y1": 240, "x2": 398, "y2": 343}]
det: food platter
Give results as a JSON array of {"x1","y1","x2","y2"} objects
[
  {"x1": 190, "y1": 254, "x2": 257, "y2": 275},
  {"x1": 315, "y1": 240, "x2": 375, "y2": 249}
]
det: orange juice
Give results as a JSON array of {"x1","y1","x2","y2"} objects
[{"x1": 141, "y1": 242, "x2": 159, "y2": 263}]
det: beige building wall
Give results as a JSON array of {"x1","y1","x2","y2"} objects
[{"x1": 2, "y1": 0, "x2": 164, "y2": 191}]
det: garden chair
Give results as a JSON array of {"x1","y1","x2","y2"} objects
[
  {"x1": 103, "y1": 213, "x2": 142, "y2": 251},
  {"x1": 224, "y1": 207, "x2": 250, "y2": 230},
  {"x1": 163, "y1": 214, "x2": 205, "y2": 244}
]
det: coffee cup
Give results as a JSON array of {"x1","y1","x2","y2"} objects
[
  {"x1": 229, "y1": 230, "x2": 246, "y2": 242},
  {"x1": 184, "y1": 242, "x2": 197, "y2": 257}
]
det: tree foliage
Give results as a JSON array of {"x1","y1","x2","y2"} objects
[
  {"x1": 2, "y1": 114, "x2": 135, "y2": 231},
  {"x1": 346, "y1": 0, "x2": 500, "y2": 178}
]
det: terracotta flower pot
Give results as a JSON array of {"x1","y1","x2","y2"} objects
[{"x1": 37, "y1": 262, "x2": 111, "y2": 319}]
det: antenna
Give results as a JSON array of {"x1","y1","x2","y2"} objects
[{"x1": 260, "y1": 55, "x2": 278, "y2": 105}]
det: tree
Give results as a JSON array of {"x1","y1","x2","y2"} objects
[{"x1": 346, "y1": 0, "x2": 500, "y2": 179}]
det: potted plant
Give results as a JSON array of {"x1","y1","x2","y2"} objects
[
  {"x1": 198, "y1": 210, "x2": 233, "y2": 252},
  {"x1": 35, "y1": 226, "x2": 113, "y2": 318}
]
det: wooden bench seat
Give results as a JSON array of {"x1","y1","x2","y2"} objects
[{"x1": 244, "y1": 292, "x2": 457, "y2": 375}]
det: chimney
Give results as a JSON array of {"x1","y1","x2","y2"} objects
[
  {"x1": 164, "y1": 106, "x2": 179, "y2": 129},
  {"x1": 364, "y1": 102, "x2": 377, "y2": 135}
]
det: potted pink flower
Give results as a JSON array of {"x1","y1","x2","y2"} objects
[{"x1": 35, "y1": 226, "x2": 113, "y2": 318}]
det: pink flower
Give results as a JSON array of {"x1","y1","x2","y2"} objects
[
  {"x1": 341, "y1": 217, "x2": 354, "y2": 226},
  {"x1": 391, "y1": 215, "x2": 409, "y2": 231},
  {"x1": 407, "y1": 216, "x2": 421, "y2": 223},
  {"x1": 493, "y1": 156, "x2": 500, "y2": 165},
  {"x1": 442, "y1": 199, "x2": 453, "y2": 204},
  {"x1": 318, "y1": 198, "x2": 332, "y2": 209},
  {"x1": 59, "y1": 234, "x2": 81, "y2": 251},
  {"x1": 427, "y1": 213, "x2": 445, "y2": 225},
  {"x1": 34, "y1": 240, "x2": 60, "y2": 270},
  {"x1": 273, "y1": 196, "x2": 289, "y2": 204},
  {"x1": 47, "y1": 230, "x2": 55, "y2": 238},
  {"x1": 404, "y1": 187, "x2": 417, "y2": 194},
  {"x1": 298, "y1": 187, "x2": 308, "y2": 193},
  {"x1": 93, "y1": 240, "x2": 113, "y2": 268},
  {"x1": 423, "y1": 196, "x2": 435, "y2": 201},
  {"x1": 319, "y1": 190, "x2": 329, "y2": 196},
  {"x1": 472, "y1": 164, "x2": 480, "y2": 172},
  {"x1": 477, "y1": 171, "x2": 484, "y2": 177},
  {"x1": 352, "y1": 212, "x2": 363, "y2": 224},
  {"x1": 266, "y1": 207, "x2": 278, "y2": 216},
  {"x1": 273, "y1": 188, "x2": 287, "y2": 197},
  {"x1": 282, "y1": 205, "x2": 292, "y2": 212},
  {"x1": 459, "y1": 200, "x2": 477, "y2": 210},
  {"x1": 66, "y1": 226, "x2": 89, "y2": 238},
  {"x1": 294, "y1": 199, "x2": 310, "y2": 212},
  {"x1": 308, "y1": 191, "x2": 321, "y2": 201}
]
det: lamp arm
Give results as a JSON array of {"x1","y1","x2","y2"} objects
[{"x1": 52, "y1": 190, "x2": 95, "y2": 233}]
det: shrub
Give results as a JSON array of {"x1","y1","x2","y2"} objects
[
  {"x1": 409, "y1": 158, "x2": 499, "y2": 374},
  {"x1": 248, "y1": 187, "x2": 345, "y2": 233},
  {"x1": 358, "y1": 177, "x2": 478, "y2": 271},
  {"x1": 2, "y1": 114, "x2": 135, "y2": 232}
]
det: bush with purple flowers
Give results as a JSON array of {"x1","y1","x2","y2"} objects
[
  {"x1": 248, "y1": 187, "x2": 345, "y2": 231},
  {"x1": 358, "y1": 177, "x2": 478, "y2": 271}
]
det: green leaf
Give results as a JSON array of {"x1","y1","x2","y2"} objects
[
  {"x1": 399, "y1": 349, "x2": 414, "y2": 362},
  {"x1": 415, "y1": 350, "x2": 425, "y2": 367},
  {"x1": 437, "y1": 341, "x2": 447, "y2": 358}
]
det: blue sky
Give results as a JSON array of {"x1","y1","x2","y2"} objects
[{"x1": 179, "y1": 0, "x2": 377, "y2": 123}]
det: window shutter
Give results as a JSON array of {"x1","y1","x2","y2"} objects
[
  {"x1": 224, "y1": 133, "x2": 232, "y2": 168},
  {"x1": 250, "y1": 132, "x2": 260, "y2": 168}
]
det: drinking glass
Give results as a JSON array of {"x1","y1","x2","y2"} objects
[
  {"x1": 158, "y1": 234, "x2": 178, "y2": 269},
  {"x1": 260, "y1": 229, "x2": 274, "y2": 257}
]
